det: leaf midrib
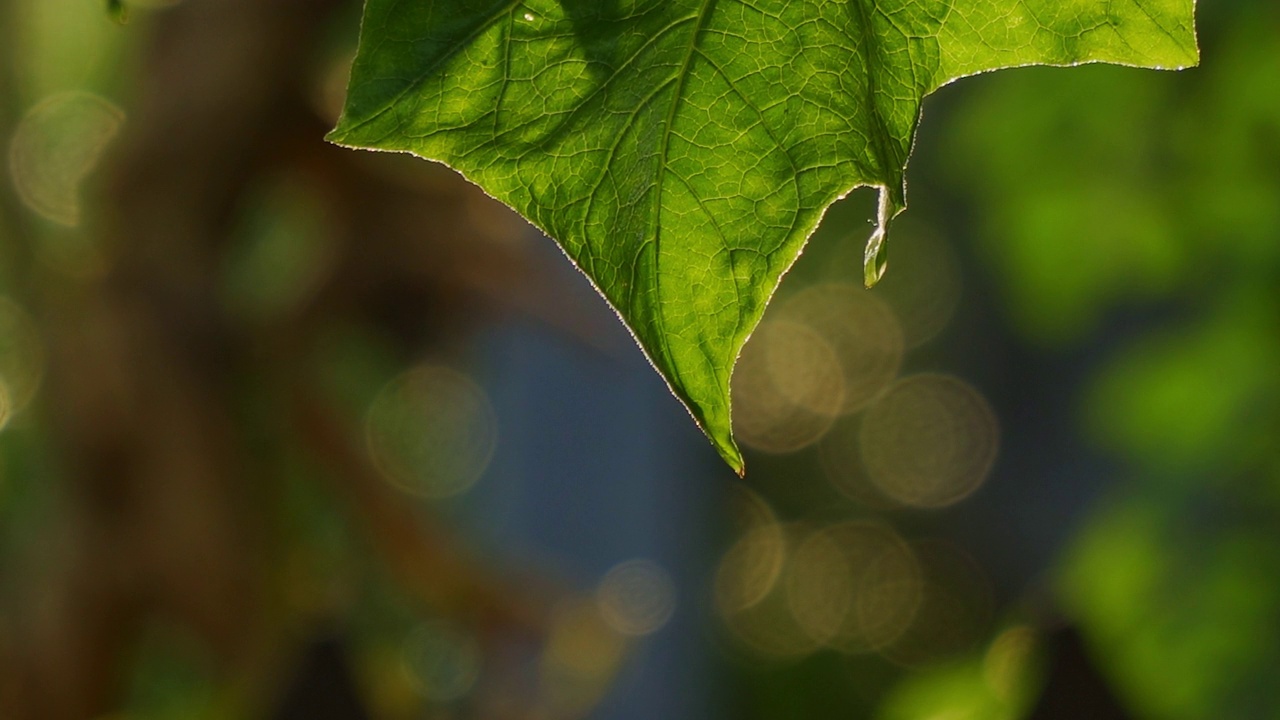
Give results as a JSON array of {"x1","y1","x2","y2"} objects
[{"x1": 649, "y1": 0, "x2": 720, "y2": 406}]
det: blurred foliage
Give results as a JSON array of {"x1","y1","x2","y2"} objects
[
  {"x1": 949, "y1": 1, "x2": 1280, "y2": 347},
  {"x1": 938, "y1": 0, "x2": 1280, "y2": 718},
  {"x1": 720, "y1": 0, "x2": 1280, "y2": 718},
  {"x1": 1, "y1": 0, "x2": 569, "y2": 716}
]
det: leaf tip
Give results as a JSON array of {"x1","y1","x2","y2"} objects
[
  {"x1": 723, "y1": 441, "x2": 746, "y2": 475},
  {"x1": 709, "y1": 429, "x2": 746, "y2": 476},
  {"x1": 324, "y1": 126, "x2": 351, "y2": 147}
]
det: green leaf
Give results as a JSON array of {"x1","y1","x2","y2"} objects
[{"x1": 329, "y1": 0, "x2": 1197, "y2": 473}]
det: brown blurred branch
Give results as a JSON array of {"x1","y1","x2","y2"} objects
[{"x1": 0, "y1": 0, "x2": 569, "y2": 717}]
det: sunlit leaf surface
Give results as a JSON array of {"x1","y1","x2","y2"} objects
[{"x1": 330, "y1": 0, "x2": 1197, "y2": 471}]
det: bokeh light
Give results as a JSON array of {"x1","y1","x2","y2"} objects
[
  {"x1": 732, "y1": 320, "x2": 844, "y2": 453},
  {"x1": 858, "y1": 374, "x2": 1000, "y2": 509},
  {"x1": 727, "y1": 482, "x2": 780, "y2": 533},
  {"x1": 365, "y1": 364, "x2": 498, "y2": 499},
  {"x1": 0, "y1": 297, "x2": 46, "y2": 426},
  {"x1": 818, "y1": 418, "x2": 894, "y2": 510},
  {"x1": 401, "y1": 620, "x2": 483, "y2": 704},
  {"x1": 869, "y1": 221, "x2": 963, "y2": 348},
  {"x1": 719, "y1": 520, "x2": 923, "y2": 663},
  {"x1": 777, "y1": 283, "x2": 904, "y2": 414},
  {"x1": 767, "y1": 522, "x2": 925, "y2": 655},
  {"x1": 882, "y1": 540, "x2": 994, "y2": 667},
  {"x1": 824, "y1": 522, "x2": 923, "y2": 655},
  {"x1": 785, "y1": 527, "x2": 854, "y2": 647},
  {"x1": 596, "y1": 559, "x2": 676, "y2": 637},
  {"x1": 8, "y1": 91, "x2": 123, "y2": 226},
  {"x1": 716, "y1": 484, "x2": 785, "y2": 614},
  {"x1": 361, "y1": 643, "x2": 422, "y2": 720},
  {"x1": 719, "y1": 522, "x2": 822, "y2": 662},
  {"x1": 538, "y1": 599, "x2": 629, "y2": 718},
  {"x1": 716, "y1": 519, "x2": 786, "y2": 616}
]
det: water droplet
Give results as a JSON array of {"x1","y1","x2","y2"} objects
[
  {"x1": 865, "y1": 186, "x2": 902, "y2": 288},
  {"x1": 863, "y1": 226, "x2": 889, "y2": 288}
]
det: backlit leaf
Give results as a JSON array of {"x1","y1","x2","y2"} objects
[{"x1": 330, "y1": 0, "x2": 1197, "y2": 472}]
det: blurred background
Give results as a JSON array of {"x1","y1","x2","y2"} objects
[{"x1": 1, "y1": 0, "x2": 1277, "y2": 718}]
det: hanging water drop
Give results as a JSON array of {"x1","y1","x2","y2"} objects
[
  {"x1": 864, "y1": 186, "x2": 899, "y2": 288},
  {"x1": 863, "y1": 226, "x2": 888, "y2": 288}
]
